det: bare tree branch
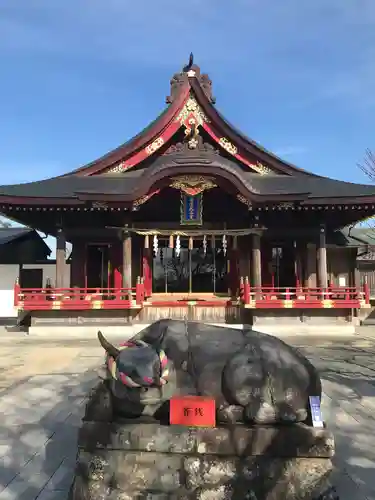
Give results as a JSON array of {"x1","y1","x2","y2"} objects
[{"x1": 358, "y1": 148, "x2": 375, "y2": 182}]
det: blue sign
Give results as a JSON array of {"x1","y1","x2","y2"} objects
[
  {"x1": 181, "y1": 194, "x2": 203, "y2": 225},
  {"x1": 309, "y1": 396, "x2": 324, "y2": 428}
]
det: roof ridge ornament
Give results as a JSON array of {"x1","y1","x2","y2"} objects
[
  {"x1": 183, "y1": 53, "x2": 194, "y2": 72},
  {"x1": 183, "y1": 53, "x2": 196, "y2": 78},
  {"x1": 167, "y1": 55, "x2": 216, "y2": 104}
]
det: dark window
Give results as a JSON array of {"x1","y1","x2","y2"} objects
[
  {"x1": 86, "y1": 245, "x2": 110, "y2": 289},
  {"x1": 20, "y1": 268, "x2": 43, "y2": 289}
]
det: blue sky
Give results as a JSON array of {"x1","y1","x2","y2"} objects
[{"x1": 1, "y1": 1, "x2": 375, "y2": 250}]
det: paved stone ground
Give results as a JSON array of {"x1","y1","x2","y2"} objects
[{"x1": 0, "y1": 332, "x2": 374, "y2": 499}]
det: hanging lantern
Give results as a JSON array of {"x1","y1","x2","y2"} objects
[
  {"x1": 144, "y1": 234, "x2": 149, "y2": 249},
  {"x1": 153, "y1": 235, "x2": 158, "y2": 256},
  {"x1": 211, "y1": 235, "x2": 216, "y2": 249},
  {"x1": 169, "y1": 234, "x2": 174, "y2": 249},
  {"x1": 189, "y1": 236, "x2": 193, "y2": 250},
  {"x1": 203, "y1": 235, "x2": 207, "y2": 256},
  {"x1": 175, "y1": 235, "x2": 181, "y2": 257},
  {"x1": 222, "y1": 234, "x2": 227, "y2": 256},
  {"x1": 233, "y1": 235, "x2": 238, "y2": 250}
]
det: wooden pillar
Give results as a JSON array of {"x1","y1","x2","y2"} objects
[
  {"x1": 108, "y1": 242, "x2": 122, "y2": 289},
  {"x1": 251, "y1": 233, "x2": 262, "y2": 289},
  {"x1": 56, "y1": 228, "x2": 66, "y2": 289},
  {"x1": 238, "y1": 236, "x2": 250, "y2": 279},
  {"x1": 294, "y1": 240, "x2": 304, "y2": 287},
  {"x1": 353, "y1": 250, "x2": 361, "y2": 289},
  {"x1": 317, "y1": 225, "x2": 328, "y2": 289},
  {"x1": 142, "y1": 248, "x2": 152, "y2": 297},
  {"x1": 122, "y1": 231, "x2": 132, "y2": 290},
  {"x1": 70, "y1": 239, "x2": 85, "y2": 288},
  {"x1": 228, "y1": 237, "x2": 240, "y2": 298},
  {"x1": 305, "y1": 243, "x2": 317, "y2": 288}
]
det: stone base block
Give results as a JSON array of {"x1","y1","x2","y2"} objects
[{"x1": 69, "y1": 420, "x2": 337, "y2": 499}]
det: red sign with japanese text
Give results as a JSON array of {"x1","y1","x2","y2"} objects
[{"x1": 169, "y1": 396, "x2": 216, "y2": 427}]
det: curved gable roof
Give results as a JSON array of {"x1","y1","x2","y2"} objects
[{"x1": 57, "y1": 60, "x2": 320, "y2": 178}]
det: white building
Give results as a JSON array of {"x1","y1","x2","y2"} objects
[{"x1": 0, "y1": 228, "x2": 70, "y2": 324}]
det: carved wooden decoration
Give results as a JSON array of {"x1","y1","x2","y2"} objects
[
  {"x1": 107, "y1": 162, "x2": 129, "y2": 174},
  {"x1": 219, "y1": 137, "x2": 238, "y2": 155},
  {"x1": 176, "y1": 96, "x2": 209, "y2": 128},
  {"x1": 250, "y1": 161, "x2": 273, "y2": 175},
  {"x1": 145, "y1": 137, "x2": 165, "y2": 155},
  {"x1": 163, "y1": 139, "x2": 219, "y2": 156},
  {"x1": 170, "y1": 175, "x2": 217, "y2": 196},
  {"x1": 176, "y1": 97, "x2": 209, "y2": 150},
  {"x1": 167, "y1": 61, "x2": 215, "y2": 104},
  {"x1": 236, "y1": 194, "x2": 252, "y2": 208},
  {"x1": 132, "y1": 189, "x2": 161, "y2": 208}
]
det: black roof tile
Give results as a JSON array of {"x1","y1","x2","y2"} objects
[
  {"x1": 0, "y1": 227, "x2": 33, "y2": 244},
  {"x1": 0, "y1": 156, "x2": 375, "y2": 200}
]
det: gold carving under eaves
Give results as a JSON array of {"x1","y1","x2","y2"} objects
[
  {"x1": 146, "y1": 137, "x2": 164, "y2": 155},
  {"x1": 250, "y1": 161, "x2": 273, "y2": 175},
  {"x1": 107, "y1": 161, "x2": 129, "y2": 173},
  {"x1": 170, "y1": 175, "x2": 217, "y2": 196},
  {"x1": 276, "y1": 202, "x2": 294, "y2": 210},
  {"x1": 92, "y1": 201, "x2": 108, "y2": 209},
  {"x1": 176, "y1": 97, "x2": 208, "y2": 150},
  {"x1": 133, "y1": 189, "x2": 161, "y2": 208},
  {"x1": 236, "y1": 194, "x2": 252, "y2": 208},
  {"x1": 176, "y1": 97, "x2": 209, "y2": 127},
  {"x1": 219, "y1": 137, "x2": 238, "y2": 155},
  {"x1": 184, "y1": 118, "x2": 200, "y2": 149}
]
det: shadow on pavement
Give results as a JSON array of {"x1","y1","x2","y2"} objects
[
  {"x1": 297, "y1": 342, "x2": 375, "y2": 500},
  {"x1": 0, "y1": 337, "x2": 374, "y2": 499},
  {"x1": 0, "y1": 370, "x2": 99, "y2": 500}
]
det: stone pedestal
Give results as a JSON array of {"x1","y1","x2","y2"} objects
[{"x1": 69, "y1": 383, "x2": 337, "y2": 500}]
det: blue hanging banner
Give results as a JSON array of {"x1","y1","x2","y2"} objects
[
  {"x1": 181, "y1": 193, "x2": 203, "y2": 225},
  {"x1": 309, "y1": 396, "x2": 324, "y2": 428}
]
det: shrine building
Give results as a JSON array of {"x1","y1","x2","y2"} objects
[{"x1": 2, "y1": 58, "x2": 375, "y2": 333}]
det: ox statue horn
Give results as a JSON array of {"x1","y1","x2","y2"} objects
[{"x1": 97, "y1": 331, "x2": 120, "y2": 359}]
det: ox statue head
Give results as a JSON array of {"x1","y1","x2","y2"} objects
[{"x1": 97, "y1": 331, "x2": 169, "y2": 390}]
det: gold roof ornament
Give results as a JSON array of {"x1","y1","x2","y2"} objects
[{"x1": 169, "y1": 175, "x2": 217, "y2": 196}]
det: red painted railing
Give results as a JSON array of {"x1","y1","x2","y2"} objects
[
  {"x1": 14, "y1": 278, "x2": 371, "y2": 311},
  {"x1": 14, "y1": 278, "x2": 145, "y2": 311},
  {"x1": 239, "y1": 277, "x2": 370, "y2": 308}
]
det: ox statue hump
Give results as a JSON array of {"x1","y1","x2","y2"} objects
[{"x1": 97, "y1": 319, "x2": 322, "y2": 425}]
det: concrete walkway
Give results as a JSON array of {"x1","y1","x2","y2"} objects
[{"x1": 0, "y1": 334, "x2": 373, "y2": 499}]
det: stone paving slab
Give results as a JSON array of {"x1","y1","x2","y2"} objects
[{"x1": 0, "y1": 335, "x2": 373, "y2": 499}]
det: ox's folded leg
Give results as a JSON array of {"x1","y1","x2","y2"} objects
[{"x1": 222, "y1": 348, "x2": 278, "y2": 424}]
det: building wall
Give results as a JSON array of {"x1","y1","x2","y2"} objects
[
  {"x1": 357, "y1": 261, "x2": 375, "y2": 296},
  {"x1": 327, "y1": 248, "x2": 353, "y2": 287},
  {"x1": 0, "y1": 264, "x2": 19, "y2": 318},
  {"x1": 0, "y1": 263, "x2": 71, "y2": 319},
  {"x1": 23, "y1": 263, "x2": 71, "y2": 288}
]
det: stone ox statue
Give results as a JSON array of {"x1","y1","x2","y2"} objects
[{"x1": 97, "y1": 319, "x2": 321, "y2": 424}]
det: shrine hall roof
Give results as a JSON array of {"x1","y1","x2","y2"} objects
[
  {"x1": 0, "y1": 164, "x2": 375, "y2": 203},
  {"x1": 1, "y1": 57, "x2": 375, "y2": 205}
]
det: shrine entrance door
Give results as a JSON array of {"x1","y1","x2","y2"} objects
[{"x1": 152, "y1": 238, "x2": 229, "y2": 294}]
